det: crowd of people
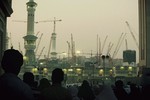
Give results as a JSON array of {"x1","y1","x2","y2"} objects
[{"x1": 0, "y1": 49, "x2": 150, "y2": 100}]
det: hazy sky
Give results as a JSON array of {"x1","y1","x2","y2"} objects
[{"x1": 7, "y1": 0, "x2": 139, "y2": 61}]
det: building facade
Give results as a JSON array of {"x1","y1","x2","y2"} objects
[
  {"x1": 0, "y1": 0, "x2": 13, "y2": 75},
  {"x1": 139, "y1": 0, "x2": 150, "y2": 69}
]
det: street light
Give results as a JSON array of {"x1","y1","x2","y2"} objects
[{"x1": 101, "y1": 55, "x2": 109, "y2": 77}]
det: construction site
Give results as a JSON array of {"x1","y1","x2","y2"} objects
[{"x1": 6, "y1": 0, "x2": 140, "y2": 84}]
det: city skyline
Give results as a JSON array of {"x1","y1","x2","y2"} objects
[{"x1": 7, "y1": 0, "x2": 139, "y2": 62}]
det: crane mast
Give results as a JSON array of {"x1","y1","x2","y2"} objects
[
  {"x1": 107, "y1": 42, "x2": 113, "y2": 55},
  {"x1": 125, "y1": 21, "x2": 139, "y2": 49},
  {"x1": 125, "y1": 39, "x2": 128, "y2": 50},
  {"x1": 115, "y1": 33, "x2": 127, "y2": 57},
  {"x1": 35, "y1": 33, "x2": 43, "y2": 54},
  {"x1": 39, "y1": 17, "x2": 62, "y2": 60},
  {"x1": 101, "y1": 35, "x2": 108, "y2": 54},
  {"x1": 112, "y1": 33, "x2": 124, "y2": 59},
  {"x1": 37, "y1": 46, "x2": 45, "y2": 60},
  {"x1": 67, "y1": 41, "x2": 71, "y2": 61},
  {"x1": 47, "y1": 36, "x2": 52, "y2": 59}
]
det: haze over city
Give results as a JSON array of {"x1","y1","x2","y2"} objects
[{"x1": 7, "y1": 0, "x2": 139, "y2": 62}]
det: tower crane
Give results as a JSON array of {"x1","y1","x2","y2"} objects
[
  {"x1": 47, "y1": 36, "x2": 52, "y2": 59},
  {"x1": 99, "y1": 37, "x2": 101, "y2": 55},
  {"x1": 125, "y1": 21, "x2": 139, "y2": 49},
  {"x1": 36, "y1": 31, "x2": 40, "y2": 36},
  {"x1": 101, "y1": 35, "x2": 108, "y2": 54},
  {"x1": 38, "y1": 17, "x2": 62, "y2": 33},
  {"x1": 112, "y1": 33, "x2": 126, "y2": 59},
  {"x1": 35, "y1": 33, "x2": 43, "y2": 54},
  {"x1": 125, "y1": 39, "x2": 128, "y2": 50},
  {"x1": 67, "y1": 41, "x2": 71, "y2": 60},
  {"x1": 12, "y1": 20, "x2": 39, "y2": 24},
  {"x1": 107, "y1": 42, "x2": 113, "y2": 55},
  {"x1": 39, "y1": 17, "x2": 62, "y2": 60},
  {"x1": 115, "y1": 33, "x2": 127, "y2": 57},
  {"x1": 37, "y1": 46, "x2": 45, "y2": 60}
]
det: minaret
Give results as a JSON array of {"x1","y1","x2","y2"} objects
[
  {"x1": 23, "y1": 0, "x2": 37, "y2": 66},
  {"x1": 50, "y1": 19, "x2": 57, "y2": 60},
  {"x1": 50, "y1": 18, "x2": 62, "y2": 60},
  {"x1": 51, "y1": 32, "x2": 57, "y2": 60}
]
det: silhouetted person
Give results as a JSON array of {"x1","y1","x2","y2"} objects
[
  {"x1": 113, "y1": 80, "x2": 128, "y2": 100},
  {"x1": 23, "y1": 72, "x2": 40, "y2": 100},
  {"x1": 68, "y1": 85, "x2": 80, "y2": 100},
  {"x1": 77, "y1": 80, "x2": 95, "y2": 100},
  {"x1": 140, "y1": 69, "x2": 150, "y2": 100},
  {"x1": 37, "y1": 78, "x2": 51, "y2": 92},
  {"x1": 39, "y1": 68, "x2": 72, "y2": 100},
  {"x1": 0, "y1": 49, "x2": 35, "y2": 100},
  {"x1": 128, "y1": 83, "x2": 141, "y2": 100},
  {"x1": 23, "y1": 72, "x2": 38, "y2": 88}
]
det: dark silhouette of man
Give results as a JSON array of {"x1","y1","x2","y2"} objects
[
  {"x1": 113, "y1": 80, "x2": 129, "y2": 100},
  {"x1": 39, "y1": 68, "x2": 72, "y2": 100},
  {"x1": 23, "y1": 72, "x2": 40, "y2": 100},
  {"x1": 78, "y1": 80, "x2": 95, "y2": 100},
  {"x1": 0, "y1": 49, "x2": 35, "y2": 100}
]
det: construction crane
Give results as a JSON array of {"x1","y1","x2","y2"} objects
[
  {"x1": 38, "y1": 17, "x2": 62, "y2": 33},
  {"x1": 12, "y1": 20, "x2": 39, "y2": 24},
  {"x1": 115, "y1": 33, "x2": 127, "y2": 57},
  {"x1": 36, "y1": 31, "x2": 40, "y2": 36},
  {"x1": 66, "y1": 41, "x2": 71, "y2": 60},
  {"x1": 37, "y1": 47, "x2": 45, "y2": 60},
  {"x1": 96, "y1": 34, "x2": 99, "y2": 59},
  {"x1": 99, "y1": 37, "x2": 101, "y2": 55},
  {"x1": 125, "y1": 39, "x2": 128, "y2": 50},
  {"x1": 125, "y1": 21, "x2": 139, "y2": 49},
  {"x1": 39, "y1": 17, "x2": 62, "y2": 60},
  {"x1": 112, "y1": 33, "x2": 126, "y2": 59},
  {"x1": 107, "y1": 42, "x2": 114, "y2": 55},
  {"x1": 101, "y1": 35, "x2": 108, "y2": 54},
  {"x1": 47, "y1": 36, "x2": 52, "y2": 59},
  {"x1": 35, "y1": 33, "x2": 43, "y2": 54}
]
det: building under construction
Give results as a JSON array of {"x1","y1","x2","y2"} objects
[{"x1": 6, "y1": 0, "x2": 139, "y2": 81}]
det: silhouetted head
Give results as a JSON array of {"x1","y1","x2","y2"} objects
[
  {"x1": 23, "y1": 72, "x2": 35, "y2": 87},
  {"x1": 1, "y1": 49, "x2": 23, "y2": 75},
  {"x1": 38, "y1": 78, "x2": 51, "y2": 91},
  {"x1": 39, "y1": 78, "x2": 50, "y2": 86},
  {"x1": 51, "y1": 68, "x2": 64, "y2": 84},
  {"x1": 82, "y1": 80, "x2": 90, "y2": 87},
  {"x1": 115, "y1": 80, "x2": 124, "y2": 87}
]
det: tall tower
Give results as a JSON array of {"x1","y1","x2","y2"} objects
[
  {"x1": 23, "y1": 0, "x2": 37, "y2": 66},
  {"x1": 50, "y1": 18, "x2": 62, "y2": 60},
  {"x1": 48, "y1": 18, "x2": 61, "y2": 60},
  {"x1": 51, "y1": 32, "x2": 57, "y2": 60}
]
